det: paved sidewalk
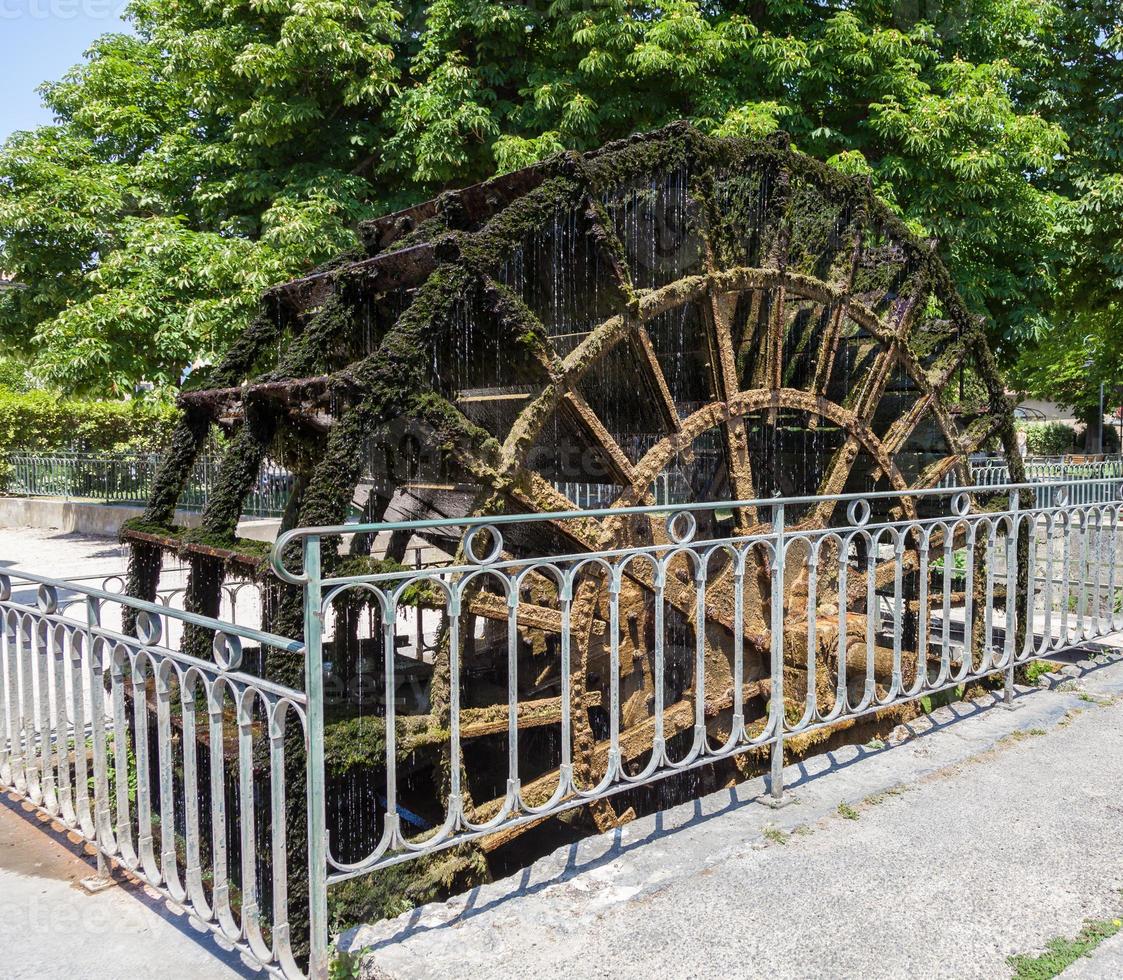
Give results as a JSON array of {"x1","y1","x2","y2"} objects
[
  {"x1": 0, "y1": 525, "x2": 128, "y2": 581},
  {"x1": 1061, "y1": 928, "x2": 1123, "y2": 977},
  {"x1": 351, "y1": 644, "x2": 1123, "y2": 980},
  {"x1": 0, "y1": 792, "x2": 253, "y2": 979}
]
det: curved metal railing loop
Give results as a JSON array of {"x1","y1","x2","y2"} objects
[{"x1": 5, "y1": 476, "x2": 1123, "y2": 980}]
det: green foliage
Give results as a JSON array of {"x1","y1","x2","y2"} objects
[
  {"x1": 0, "y1": 0, "x2": 1106, "y2": 395},
  {"x1": 0, "y1": 10, "x2": 388, "y2": 393},
  {"x1": 1008, "y1": 917, "x2": 1123, "y2": 979},
  {"x1": 762, "y1": 826, "x2": 789, "y2": 844},
  {"x1": 1023, "y1": 660, "x2": 1060, "y2": 685},
  {"x1": 85, "y1": 733, "x2": 138, "y2": 810},
  {"x1": 931, "y1": 548, "x2": 969, "y2": 575},
  {"x1": 1008, "y1": 2, "x2": 1123, "y2": 414},
  {"x1": 1019, "y1": 421, "x2": 1078, "y2": 456},
  {"x1": 327, "y1": 946, "x2": 364, "y2": 980},
  {"x1": 0, "y1": 388, "x2": 178, "y2": 456},
  {"x1": 920, "y1": 685, "x2": 965, "y2": 714},
  {"x1": 327, "y1": 846, "x2": 489, "y2": 933},
  {"x1": 0, "y1": 358, "x2": 33, "y2": 393}
]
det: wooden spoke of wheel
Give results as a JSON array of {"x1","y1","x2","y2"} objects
[{"x1": 358, "y1": 233, "x2": 1010, "y2": 850}]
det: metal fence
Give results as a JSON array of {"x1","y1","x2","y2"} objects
[
  {"x1": 3, "y1": 451, "x2": 663, "y2": 519},
  {"x1": 0, "y1": 568, "x2": 311, "y2": 976},
  {"x1": 942, "y1": 456, "x2": 1123, "y2": 506},
  {"x1": 270, "y1": 476, "x2": 1123, "y2": 975},
  {"x1": 4, "y1": 477, "x2": 1123, "y2": 978},
  {"x1": 1, "y1": 451, "x2": 293, "y2": 517}
]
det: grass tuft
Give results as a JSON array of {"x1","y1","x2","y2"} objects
[
  {"x1": 1007, "y1": 917, "x2": 1123, "y2": 979},
  {"x1": 762, "y1": 826, "x2": 788, "y2": 845},
  {"x1": 864, "y1": 786, "x2": 906, "y2": 806}
]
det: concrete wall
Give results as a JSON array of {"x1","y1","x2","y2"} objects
[
  {"x1": 0, "y1": 497, "x2": 280, "y2": 542},
  {"x1": 1015, "y1": 398, "x2": 1074, "y2": 423}
]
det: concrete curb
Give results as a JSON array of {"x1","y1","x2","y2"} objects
[{"x1": 0, "y1": 497, "x2": 279, "y2": 541}]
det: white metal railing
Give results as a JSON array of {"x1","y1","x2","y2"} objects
[
  {"x1": 4, "y1": 477, "x2": 1123, "y2": 979},
  {"x1": 0, "y1": 570, "x2": 311, "y2": 977},
  {"x1": 943, "y1": 456, "x2": 1123, "y2": 506},
  {"x1": 269, "y1": 476, "x2": 1123, "y2": 974}
]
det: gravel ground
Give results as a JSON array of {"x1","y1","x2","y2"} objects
[{"x1": 352, "y1": 646, "x2": 1123, "y2": 980}]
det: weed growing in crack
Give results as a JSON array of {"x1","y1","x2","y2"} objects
[{"x1": 1007, "y1": 917, "x2": 1123, "y2": 979}]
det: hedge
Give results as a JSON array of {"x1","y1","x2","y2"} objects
[
  {"x1": 1018, "y1": 421, "x2": 1078, "y2": 456},
  {"x1": 0, "y1": 388, "x2": 180, "y2": 457}
]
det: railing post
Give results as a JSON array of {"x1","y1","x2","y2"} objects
[
  {"x1": 766, "y1": 500, "x2": 793, "y2": 807},
  {"x1": 1002, "y1": 489, "x2": 1021, "y2": 709},
  {"x1": 303, "y1": 536, "x2": 329, "y2": 979}
]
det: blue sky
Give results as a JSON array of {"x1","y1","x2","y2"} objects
[{"x1": 0, "y1": 0, "x2": 131, "y2": 140}]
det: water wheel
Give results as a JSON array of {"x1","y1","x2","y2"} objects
[{"x1": 129, "y1": 123, "x2": 1019, "y2": 855}]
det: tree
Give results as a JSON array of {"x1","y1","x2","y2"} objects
[
  {"x1": 1007, "y1": 0, "x2": 1123, "y2": 421},
  {"x1": 1, "y1": 7, "x2": 398, "y2": 393},
  {"x1": 0, "y1": 0, "x2": 1104, "y2": 397}
]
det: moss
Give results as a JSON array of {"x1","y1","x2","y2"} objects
[
  {"x1": 267, "y1": 285, "x2": 360, "y2": 382},
  {"x1": 121, "y1": 411, "x2": 208, "y2": 634},
  {"x1": 327, "y1": 846, "x2": 489, "y2": 934},
  {"x1": 323, "y1": 712, "x2": 449, "y2": 773},
  {"x1": 199, "y1": 410, "x2": 277, "y2": 537},
  {"x1": 122, "y1": 518, "x2": 271, "y2": 568},
  {"x1": 582, "y1": 120, "x2": 710, "y2": 192},
  {"x1": 305, "y1": 247, "x2": 366, "y2": 278},
  {"x1": 481, "y1": 277, "x2": 559, "y2": 371},
  {"x1": 139, "y1": 409, "x2": 211, "y2": 528},
  {"x1": 121, "y1": 515, "x2": 188, "y2": 540},
  {"x1": 388, "y1": 215, "x2": 448, "y2": 251},
  {"x1": 182, "y1": 555, "x2": 225, "y2": 659},
  {"x1": 123, "y1": 300, "x2": 291, "y2": 628},
  {"x1": 179, "y1": 527, "x2": 272, "y2": 560},
  {"x1": 329, "y1": 556, "x2": 443, "y2": 610},
  {"x1": 209, "y1": 301, "x2": 292, "y2": 389}
]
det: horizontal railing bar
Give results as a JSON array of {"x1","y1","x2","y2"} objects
[
  {"x1": 311, "y1": 500, "x2": 1121, "y2": 587},
  {"x1": 278, "y1": 479, "x2": 1121, "y2": 546},
  {"x1": 1, "y1": 597, "x2": 308, "y2": 704},
  {"x1": 2, "y1": 568, "x2": 303, "y2": 655}
]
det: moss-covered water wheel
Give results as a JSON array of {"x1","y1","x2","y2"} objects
[{"x1": 125, "y1": 124, "x2": 1020, "y2": 894}]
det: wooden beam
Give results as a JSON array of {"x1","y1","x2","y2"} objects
[{"x1": 631, "y1": 323, "x2": 681, "y2": 433}]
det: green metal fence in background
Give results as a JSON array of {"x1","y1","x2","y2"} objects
[
  {"x1": 5, "y1": 450, "x2": 1122, "y2": 522},
  {"x1": 1, "y1": 451, "x2": 292, "y2": 517}
]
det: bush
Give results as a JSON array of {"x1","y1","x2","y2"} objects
[
  {"x1": 1019, "y1": 421, "x2": 1078, "y2": 456},
  {"x1": 0, "y1": 358, "x2": 33, "y2": 393},
  {"x1": 0, "y1": 388, "x2": 180, "y2": 457},
  {"x1": 1102, "y1": 423, "x2": 1120, "y2": 453}
]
